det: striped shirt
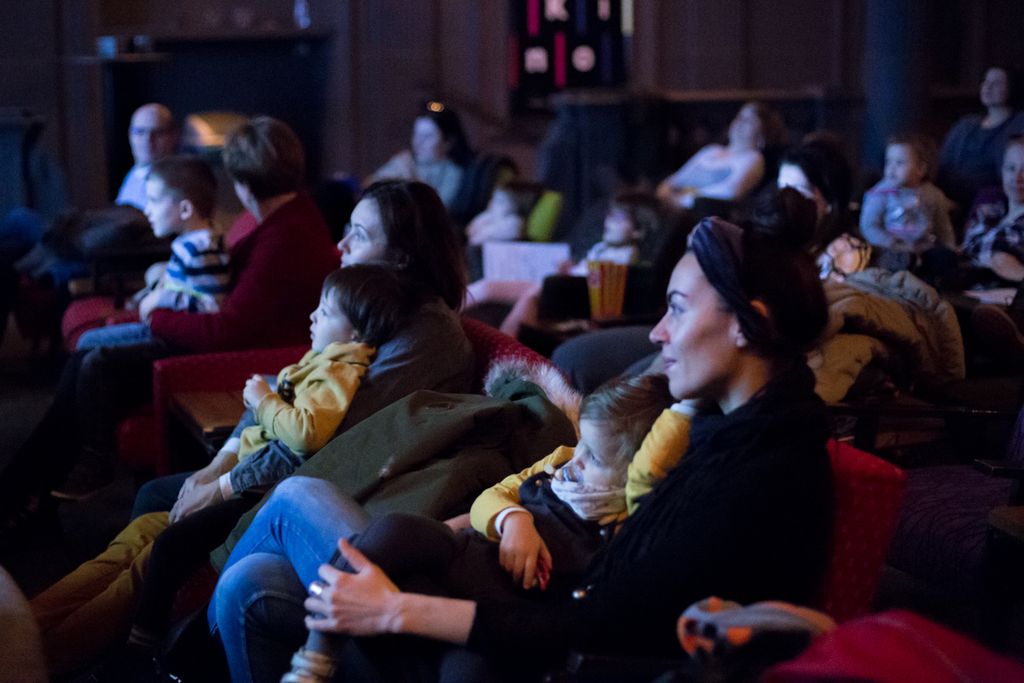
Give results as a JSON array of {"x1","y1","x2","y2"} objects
[{"x1": 149, "y1": 228, "x2": 231, "y2": 313}]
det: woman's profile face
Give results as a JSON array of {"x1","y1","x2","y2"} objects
[
  {"x1": 338, "y1": 198, "x2": 390, "y2": 267},
  {"x1": 411, "y1": 117, "x2": 447, "y2": 164},
  {"x1": 649, "y1": 253, "x2": 740, "y2": 402},
  {"x1": 981, "y1": 68, "x2": 1010, "y2": 108},
  {"x1": 1002, "y1": 143, "x2": 1024, "y2": 205},
  {"x1": 728, "y1": 104, "x2": 764, "y2": 150}
]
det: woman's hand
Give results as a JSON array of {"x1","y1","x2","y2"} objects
[
  {"x1": 242, "y1": 375, "x2": 271, "y2": 410},
  {"x1": 304, "y1": 539, "x2": 402, "y2": 636},
  {"x1": 498, "y1": 512, "x2": 552, "y2": 590},
  {"x1": 169, "y1": 480, "x2": 223, "y2": 523}
]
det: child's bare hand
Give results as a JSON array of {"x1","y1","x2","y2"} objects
[
  {"x1": 242, "y1": 375, "x2": 271, "y2": 409},
  {"x1": 499, "y1": 512, "x2": 552, "y2": 590}
]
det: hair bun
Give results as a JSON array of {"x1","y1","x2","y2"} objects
[{"x1": 749, "y1": 187, "x2": 818, "y2": 250}]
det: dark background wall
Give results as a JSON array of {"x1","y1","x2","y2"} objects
[{"x1": 2, "y1": 0, "x2": 1023, "y2": 208}]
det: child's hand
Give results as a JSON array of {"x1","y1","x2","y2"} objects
[
  {"x1": 137, "y1": 290, "x2": 161, "y2": 323},
  {"x1": 499, "y1": 512, "x2": 553, "y2": 590},
  {"x1": 243, "y1": 375, "x2": 272, "y2": 410}
]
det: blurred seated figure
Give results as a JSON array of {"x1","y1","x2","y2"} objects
[
  {"x1": 657, "y1": 101, "x2": 784, "y2": 210},
  {"x1": 860, "y1": 133, "x2": 956, "y2": 283},
  {"x1": 962, "y1": 135, "x2": 1024, "y2": 287},
  {"x1": 466, "y1": 181, "x2": 544, "y2": 246},
  {"x1": 938, "y1": 66, "x2": 1024, "y2": 215},
  {"x1": 367, "y1": 101, "x2": 472, "y2": 209},
  {"x1": 467, "y1": 192, "x2": 662, "y2": 337},
  {"x1": 115, "y1": 104, "x2": 180, "y2": 211}
]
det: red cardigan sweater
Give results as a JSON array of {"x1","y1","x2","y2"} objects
[{"x1": 150, "y1": 193, "x2": 337, "y2": 352}]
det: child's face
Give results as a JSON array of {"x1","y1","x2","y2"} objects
[
  {"x1": 603, "y1": 207, "x2": 639, "y2": 245},
  {"x1": 144, "y1": 177, "x2": 187, "y2": 238},
  {"x1": 309, "y1": 292, "x2": 357, "y2": 352},
  {"x1": 884, "y1": 144, "x2": 926, "y2": 187},
  {"x1": 556, "y1": 418, "x2": 625, "y2": 489},
  {"x1": 1002, "y1": 143, "x2": 1024, "y2": 205}
]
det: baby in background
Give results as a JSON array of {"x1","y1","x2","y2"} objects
[
  {"x1": 466, "y1": 181, "x2": 544, "y2": 245},
  {"x1": 859, "y1": 133, "x2": 956, "y2": 267},
  {"x1": 75, "y1": 155, "x2": 230, "y2": 351}
]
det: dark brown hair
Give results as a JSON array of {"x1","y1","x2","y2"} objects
[
  {"x1": 321, "y1": 265, "x2": 415, "y2": 348},
  {"x1": 360, "y1": 180, "x2": 467, "y2": 310},
  {"x1": 222, "y1": 116, "x2": 305, "y2": 200},
  {"x1": 148, "y1": 155, "x2": 217, "y2": 219},
  {"x1": 580, "y1": 374, "x2": 672, "y2": 468}
]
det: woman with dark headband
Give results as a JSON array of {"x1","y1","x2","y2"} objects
[{"x1": 211, "y1": 218, "x2": 834, "y2": 683}]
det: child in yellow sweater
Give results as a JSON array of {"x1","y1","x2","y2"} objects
[
  {"x1": 284, "y1": 373, "x2": 691, "y2": 682},
  {"x1": 30, "y1": 265, "x2": 415, "y2": 678}
]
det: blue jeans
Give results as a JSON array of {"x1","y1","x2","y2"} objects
[
  {"x1": 211, "y1": 477, "x2": 370, "y2": 683},
  {"x1": 75, "y1": 321, "x2": 153, "y2": 351}
]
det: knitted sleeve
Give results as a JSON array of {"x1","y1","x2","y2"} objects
[{"x1": 626, "y1": 408, "x2": 692, "y2": 514}]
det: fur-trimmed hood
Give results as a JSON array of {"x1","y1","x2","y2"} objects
[{"x1": 484, "y1": 358, "x2": 582, "y2": 435}]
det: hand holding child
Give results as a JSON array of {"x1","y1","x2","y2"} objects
[
  {"x1": 243, "y1": 375, "x2": 272, "y2": 410},
  {"x1": 499, "y1": 511, "x2": 553, "y2": 590},
  {"x1": 305, "y1": 539, "x2": 402, "y2": 636}
]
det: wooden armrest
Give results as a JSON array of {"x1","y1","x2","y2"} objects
[{"x1": 973, "y1": 459, "x2": 1024, "y2": 480}]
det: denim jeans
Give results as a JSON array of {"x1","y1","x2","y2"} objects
[
  {"x1": 75, "y1": 321, "x2": 153, "y2": 351},
  {"x1": 211, "y1": 477, "x2": 370, "y2": 683}
]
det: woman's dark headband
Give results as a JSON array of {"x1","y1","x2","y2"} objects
[{"x1": 689, "y1": 218, "x2": 777, "y2": 350}]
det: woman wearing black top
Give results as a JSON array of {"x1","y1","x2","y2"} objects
[{"x1": 212, "y1": 217, "x2": 834, "y2": 682}]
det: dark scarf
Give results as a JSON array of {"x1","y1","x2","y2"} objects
[{"x1": 586, "y1": 362, "x2": 828, "y2": 584}]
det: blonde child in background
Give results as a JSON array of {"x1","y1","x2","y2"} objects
[
  {"x1": 860, "y1": 134, "x2": 956, "y2": 271},
  {"x1": 479, "y1": 193, "x2": 661, "y2": 336},
  {"x1": 466, "y1": 181, "x2": 544, "y2": 246}
]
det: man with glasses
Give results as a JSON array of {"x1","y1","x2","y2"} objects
[{"x1": 116, "y1": 103, "x2": 179, "y2": 210}]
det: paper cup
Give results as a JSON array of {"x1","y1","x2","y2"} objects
[{"x1": 587, "y1": 260, "x2": 629, "y2": 320}]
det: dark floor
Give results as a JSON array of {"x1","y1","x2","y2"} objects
[{"x1": 0, "y1": 318, "x2": 140, "y2": 598}]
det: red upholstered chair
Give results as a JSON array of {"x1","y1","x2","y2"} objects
[
  {"x1": 117, "y1": 346, "x2": 306, "y2": 475},
  {"x1": 550, "y1": 441, "x2": 906, "y2": 682},
  {"x1": 61, "y1": 295, "x2": 139, "y2": 350},
  {"x1": 117, "y1": 317, "x2": 556, "y2": 476},
  {"x1": 818, "y1": 440, "x2": 906, "y2": 622}
]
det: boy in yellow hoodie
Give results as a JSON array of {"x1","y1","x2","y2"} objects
[{"x1": 31, "y1": 265, "x2": 415, "y2": 678}]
